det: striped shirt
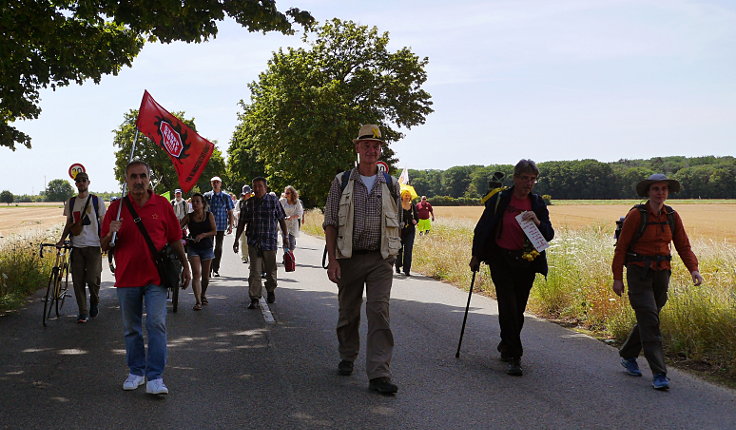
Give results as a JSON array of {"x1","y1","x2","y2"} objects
[{"x1": 323, "y1": 169, "x2": 400, "y2": 252}]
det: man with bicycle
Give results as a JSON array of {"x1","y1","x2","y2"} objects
[
  {"x1": 101, "y1": 160, "x2": 191, "y2": 395},
  {"x1": 57, "y1": 172, "x2": 106, "y2": 324}
]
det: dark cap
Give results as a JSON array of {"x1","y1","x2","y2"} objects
[{"x1": 74, "y1": 172, "x2": 89, "y2": 182}]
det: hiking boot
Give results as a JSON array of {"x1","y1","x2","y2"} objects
[
  {"x1": 652, "y1": 373, "x2": 670, "y2": 390},
  {"x1": 122, "y1": 373, "x2": 145, "y2": 391},
  {"x1": 506, "y1": 359, "x2": 523, "y2": 376},
  {"x1": 267, "y1": 291, "x2": 275, "y2": 304},
  {"x1": 621, "y1": 357, "x2": 642, "y2": 377},
  {"x1": 338, "y1": 360, "x2": 354, "y2": 376},
  {"x1": 369, "y1": 377, "x2": 398, "y2": 395},
  {"x1": 146, "y1": 378, "x2": 169, "y2": 395},
  {"x1": 77, "y1": 314, "x2": 89, "y2": 324},
  {"x1": 90, "y1": 304, "x2": 99, "y2": 318},
  {"x1": 247, "y1": 299, "x2": 259, "y2": 309}
]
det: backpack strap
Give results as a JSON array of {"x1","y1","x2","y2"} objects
[
  {"x1": 629, "y1": 204, "x2": 677, "y2": 251},
  {"x1": 68, "y1": 196, "x2": 76, "y2": 221},
  {"x1": 91, "y1": 195, "x2": 100, "y2": 236},
  {"x1": 340, "y1": 170, "x2": 397, "y2": 201}
]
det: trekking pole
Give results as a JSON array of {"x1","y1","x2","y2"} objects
[{"x1": 455, "y1": 270, "x2": 477, "y2": 358}]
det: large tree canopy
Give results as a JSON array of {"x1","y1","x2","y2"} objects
[
  {"x1": 113, "y1": 110, "x2": 227, "y2": 195},
  {"x1": 227, "y1": 18, "x2": 433, "y2": 207},
  {"x1": 1, "y1": 0, "x2": 314, "y2": 151}
]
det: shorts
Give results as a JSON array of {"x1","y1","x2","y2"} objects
[
  {"x1": 417, "y1": 218, "x2": 432, "y2": 232},
  {"x1": 187, "y1": 246, "x2": 215, "y2": 261}
]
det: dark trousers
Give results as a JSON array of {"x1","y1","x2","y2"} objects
[
  {"x1": 619, "y1": 264, "x2": 670, "y2": 376},
  {"x1": 395, "y1": 228, "x2": 415, "y2": 275},
  {"x1": 211, "y1": 231, "x2": 225, "y2": 273},
  {"x1": 489, "y1": 260, "x2": 536, "y2": 359},
  {"x1": 70, "y1": 247, "x2": 102, "y2": 315}
]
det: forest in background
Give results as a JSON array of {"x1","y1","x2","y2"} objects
[{"x1": 409, "y1": 156, "x2": 736, "y2": 203}]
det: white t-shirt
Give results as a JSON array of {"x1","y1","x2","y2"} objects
[
  {"x1": 360, "y1": 174, "x2": 378, "y2": 192},
  {"x1": 63, "y1": 195, "x2": 107, "y2": 247}
]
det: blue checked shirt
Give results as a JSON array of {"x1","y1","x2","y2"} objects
[
  {"x1": 242, "y1": 193, "x2": 286, "y2": 251},
  {"x1": 204, "y1": 190, "x2": 234, "y2": 231}
]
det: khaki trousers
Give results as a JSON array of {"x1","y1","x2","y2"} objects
[
  {"x1": 70, "y1": 246, "x2": 102, "y2": 315},
  {"x1": 337, "y1": 252, "x2": 394, "y2": 379},
  {"x1": 247, "y1": 245, "x2": 277, "y2": 299}
]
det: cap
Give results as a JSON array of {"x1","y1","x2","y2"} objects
[
  {"x1": 211, "y1": 176, "x2": 222, "y2": 182},
  {"x1": 242, "y1": 185, "x2": 253, "y2": 195},
  {"x1": 74, "y1": 172, "x2": 89, "y2": 182},
  {"x1": 174, "y1": 188, "x2": 182, "y2": 194}
]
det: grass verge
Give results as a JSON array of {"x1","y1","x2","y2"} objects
[{"x1": 0, "y1": 229, "x2": 60, "y2": 313}]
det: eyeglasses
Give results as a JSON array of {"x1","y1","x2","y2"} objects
[{"x1": 75, "y1": 179, "x2": 88, "y2": 183}]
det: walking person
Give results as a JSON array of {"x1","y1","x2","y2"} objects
[
  {"x1": 101, "y1": 160, "x2": 191, "y2": 395},
  {"x1": 415, "y1": 195, "x2": 434, "y2": 235},
  {"x1": 279, "y1": 185, "x2": 304, "y2": 254},
  {"x1": 323, "y1": 124, "x2": 402, "y2": 395},
  {"x1": 469, "y1": 159, "x2": 554, "y2": 376},
  {"x1": 612, "y1": 174, "x2": 703, "y2": 390},
  {"x1": 180, "y1": 193, "x2": 216, "y2": 310},
  {"x1": 57, "y1": 172, "x2": 107, "y2": 323},
  {"x1": 233, "y1": 177, "x2": 289, "y2": 309},
  {"x1": 171, "y1": 188, "x2": 187, "y2": 221},
  {"x1": 234, "y1": 185, "x2": 254, "y2": 264},
  {"x1": 395, "y1": 189, "x2": 418, "y2": 276},
  {"x1": 204, "y1": 176, "x2": 234, "y2": 277}
]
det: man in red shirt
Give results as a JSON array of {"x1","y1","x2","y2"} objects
[
  {"x1": 415, "y1": 196, "x2": 435, "y2": 235},
  {"x1": 101, "y1": 160, "x2": 191, "y2": 395}
]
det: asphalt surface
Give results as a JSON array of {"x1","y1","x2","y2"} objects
[{"x1": 1, "y1": 234, "x2": 735, "y2": 429}]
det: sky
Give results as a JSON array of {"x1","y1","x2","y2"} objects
[{"x1": 4, "y1": 0, "x2": 735, "y2": 195}]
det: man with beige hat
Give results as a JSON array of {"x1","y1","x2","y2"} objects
[{"x1": 323, "y1": 124, "x2": 402, "y2": 395}]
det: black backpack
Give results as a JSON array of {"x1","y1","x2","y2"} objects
[
  {"x1": 339, "y1": 170, "x2": 398, "y2": 200},
  {"x1": 614, "y1": 204, "x2": 676, "y2": 248}
]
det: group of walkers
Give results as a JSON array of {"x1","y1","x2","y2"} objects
[{"x1": 56, "y1": 124, "x2": 703, "y2": 397}]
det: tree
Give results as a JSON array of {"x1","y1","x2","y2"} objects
[
  {"x1": 1, "y1": 1, "x2": 314, "y2": 151},
  {"x1": 45, "y1": 179, "x2": 74, "y2": 202},
  {"x1": 0, "y1": 190, "x2": 13, "y2": 205},
  {"x1": 228, "y1": 19, "x2": 433, "y2": 206},
  {"x1": 113, "y1": 110, "x2": 227, "y2": 195}
]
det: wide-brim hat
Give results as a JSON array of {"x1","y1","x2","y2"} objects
[
  {"x1": 352, "y1": 124, "x2": 384, "y2": 143},
  {"x1": 636, "y1": 173, "x2": 681, "y2": 197}
]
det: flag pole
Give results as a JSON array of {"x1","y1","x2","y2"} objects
[{"x1": 110, "y1": 129, "x2": 139, "y2": 247}]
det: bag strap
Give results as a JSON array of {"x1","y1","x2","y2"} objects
[{"x1": 122, "y1": 196, "x2": 159, "y2": 265}]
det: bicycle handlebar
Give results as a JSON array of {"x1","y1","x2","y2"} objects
[{"x1": 39, "y1": 242, "x2": 71, "y2": 258}]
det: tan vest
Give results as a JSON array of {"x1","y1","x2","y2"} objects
[{"x1": 335, "y1": 171, "x2": 401, "y2": 260}]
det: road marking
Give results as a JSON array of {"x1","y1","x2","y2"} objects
[{"x1": 259, "y1": 297, "x2": 275, "y2": 324}]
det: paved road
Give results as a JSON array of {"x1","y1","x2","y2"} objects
[{"x1": 1, "y1": 234, "x2": 734, "y2": 429}]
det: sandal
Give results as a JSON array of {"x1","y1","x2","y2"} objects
[
  {"x1": 201, "y1": 296, "x2": 208, "y2": 305},
  {"x1": 193, "y1": 303, "x2": 203, "y2": 311}
]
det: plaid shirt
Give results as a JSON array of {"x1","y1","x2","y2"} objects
[
  {"x1": 204, "y1": 190, "x2": 234, "y2": 231},
  {"x1": 323, "y1": 169, "x2": 399, "y2": 252},
  {"x1": 242, "y1": 193, "x2": 286, "y2": 251}
]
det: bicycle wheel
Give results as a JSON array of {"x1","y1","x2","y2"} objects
[
  {"x1": 42, "y1": 267, "x2": 58, "y2": 327},
  {"x1": 57, "y1": 262, "x2": 70, "y2": 315},
  {"x1": 171, "y1": 285, "x2": 179, "y2": 313}
]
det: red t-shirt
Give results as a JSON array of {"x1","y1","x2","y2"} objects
[
  {"x1": 495, "y1": 195, "x2": 532, "y2": 251},
  {"x1": 416, "y1": 201, "x2": 433, "y2": 220},
  {"x1": 101, "y1": 192, "x2": 181, "y2": 288}
]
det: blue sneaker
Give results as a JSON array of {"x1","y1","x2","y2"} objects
[
  {"x1": 652, "y1": 373, "x2": 670, "y2": 390},
  {"x1": 621, "y1": 357, "x2": 642, "y2": 377}
]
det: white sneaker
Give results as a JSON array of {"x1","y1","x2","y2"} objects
[
  {"x1": 146, "y1": 378, "x2": 169, "y2": 395},
  {"x1": 122, "y1": 373, "x2": 145, "y2": 391}
]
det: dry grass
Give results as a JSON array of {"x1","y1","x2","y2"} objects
[{"x1": 434, "y1": 202, "x2": 736, "y2": 243}]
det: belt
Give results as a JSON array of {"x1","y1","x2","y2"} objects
[
  {"x1": 625, "y1": 253, "x2": 671, "y2": 263},
  {"x1": 353, "y1": 249, "x2": 378, "y2": 255}
]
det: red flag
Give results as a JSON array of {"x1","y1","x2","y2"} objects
[{"x1": 135, "y1": 90, "x2": 214, "y2": 192}]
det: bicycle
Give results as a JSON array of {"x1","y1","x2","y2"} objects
[{"x1": 39, "y1": 242, "x2": 72, "y2": 327}]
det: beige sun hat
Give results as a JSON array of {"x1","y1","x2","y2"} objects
[
  {"x1": 636, "y1": 173, "x2": 681, "y2": 197},
  {"x1": 352, "y1": 124, "x2": 384, "y2": 143}
]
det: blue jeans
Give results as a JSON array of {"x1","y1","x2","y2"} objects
[{"x1": 116, "y1": 284, "x2": 168, "y2": 381}]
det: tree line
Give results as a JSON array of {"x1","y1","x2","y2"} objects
[{"x1": 409, "y1": 156, "x2": 736, "y2": 202}]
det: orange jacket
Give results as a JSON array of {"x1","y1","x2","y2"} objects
[{"x1": 612, "y1": 204, "x2": 699, "y2": 281}]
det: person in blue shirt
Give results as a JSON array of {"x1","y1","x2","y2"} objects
[{"x1": 203, "y1": 176, "x2": 234, "y2": 277}]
